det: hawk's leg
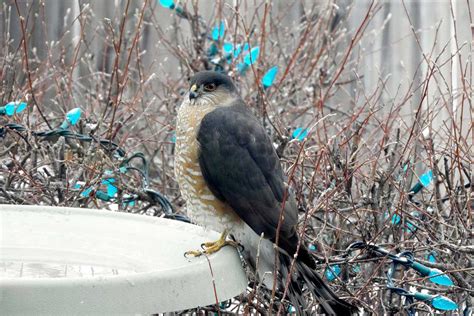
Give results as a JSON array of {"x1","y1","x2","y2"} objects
[{"x1": 184, "y1": 230, "x2": 240, "y2": 257}]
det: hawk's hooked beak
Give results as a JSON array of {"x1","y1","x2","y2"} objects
[{"x1": 189, "y1": 84, "x2": 199, "y2": 101}]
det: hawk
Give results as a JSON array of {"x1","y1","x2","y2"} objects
[{"x1": 174, "y1": 71, "x2": 355, "y2": 315}]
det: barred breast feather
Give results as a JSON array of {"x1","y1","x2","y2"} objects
[{"x1": 174, "y1": 98, "x2": 241, "y2": 232}]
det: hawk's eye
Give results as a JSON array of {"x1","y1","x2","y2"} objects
[{"x1": 203, "y1": 83, "x2": 217, "y2": 92}]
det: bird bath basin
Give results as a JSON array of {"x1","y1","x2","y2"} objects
[{"x1": 0, "y1": 204, "x2": 247, "y2": 315}]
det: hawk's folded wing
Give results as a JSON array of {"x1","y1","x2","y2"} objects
[{"x1": 197, "y1": 103, "x2": 298, "y2": 242}]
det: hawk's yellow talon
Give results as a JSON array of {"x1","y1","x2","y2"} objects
[
  {"x1": 184, "y1": 250, "x2": 204, "y2": 258},
  {"x1": 185, "y1": 230, "x2": 240, "y2": 257},
  {"x1": 201, "y1": 241, "x2": 217, "y2": 248}
]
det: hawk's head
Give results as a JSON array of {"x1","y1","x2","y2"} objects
[{"x1": 188, "y1": 71, "x2": 239, "y2": 107}]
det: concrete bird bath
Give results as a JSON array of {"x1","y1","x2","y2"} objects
[{"x1": 0, "y1": 204, "x2": 247, "y2": 314}]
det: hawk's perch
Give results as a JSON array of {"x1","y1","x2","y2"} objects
[{"x1": 174, "y1": 71, "x2": 355, "y2": 315}]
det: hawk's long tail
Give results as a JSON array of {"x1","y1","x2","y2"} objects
[{"x1": 279, "y1": 251, "x2": 357, "y2": 315}]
